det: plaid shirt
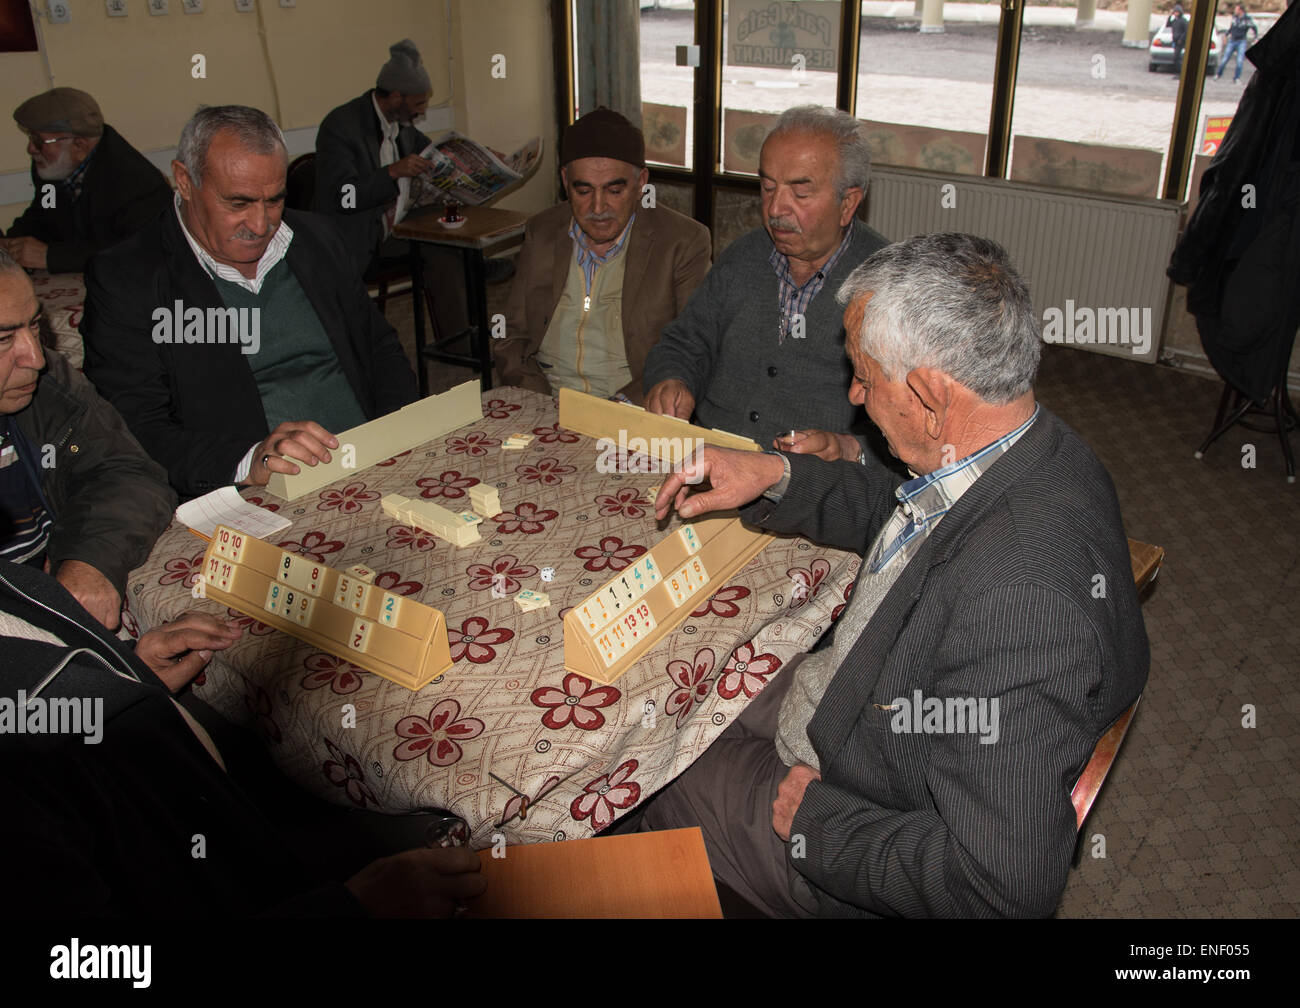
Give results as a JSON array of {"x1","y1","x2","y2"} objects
[
  {"x1": 61, "y1": 147, "x2": 94, "y2": 203},
  {"x1": 866, "y1": 404, "x2": 1040, "y2": 573},
  {"x1": 569, "y1": 214, "x2": 635, "y2": 307},
  {"x1": 769, "y1": 219, "x2": 855, "y2": 344}
]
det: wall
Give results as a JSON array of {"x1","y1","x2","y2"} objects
[{"x1": 2, "y1": 0, "x2": 555, "y2": 224}]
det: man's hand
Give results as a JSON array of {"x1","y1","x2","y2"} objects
[
  {"x1": 0, "y1": 235, "x2": 48, "y2": 271},
  {"x1": 55, "y1": 560, "x2": 121, "y2": 631},
  {"x1": 134, "y1": 612, "x2": 242, "y2": 693},
  {"x1": 387, "y1": 154, "x2": 433, "y2": 180},
  {"x1": 772, "y1": 429, "x2": 861, "y2": 464},
  {"x1": 773, "y1": 763, "x2": 821, "y2": 842},
  {"x1": 247, "y1": 421, "x2": 339, "y2": 487},
  {"x1": 653, "y1": 445, "x2": 786, "y2": 521},
  {"x1": 345, "y1": 846, "x2": 488, "y2": 918},
  {"x1": 644, "y1": 379, "x2": 695, "y2": 421}
]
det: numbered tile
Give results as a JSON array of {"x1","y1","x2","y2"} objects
[
  {"x1": 621, "y1": 602, "x2": 656, "y2": 642},
  {"x1": 302, "y1": 562, "x2": 326, "y2": 597},
  {"x1": 615, "y1": 574, "x2": 636, "y2": 604},
  {"x1": 580, "y1": 594, "x2": 613, "y2": 636},
  {"x1": 334, "y1": 575, "x2": 353, "y2": 608},
  {"x1": 595, "y1": 630, "x2": 617, "y2": 667},
  {"x1": 264, "y1": 582, "x2": 283, "y2": 615},
  {"x1": 348, "y1": 580, "x2": 372, "y2": 614},
  {"x1": 379, "y1": 592, "x2": 402, "y2": 627},
  {"x1": 346, "y1": 564, "x2": 375, "y2": 583},
  {"x1": 609, "y1": 622, "x2": 629, "y2": 652},
  {"x1": 604, "y1": 584, "x2": 625, "y2": 615},
  {"x1": 349, "y1": 618, "x2": 373, "y2": 654},
  {"x1": 226, "y1": 530, "x2": 246, "y2": 563},
  {"x1": 292, "y1": 595, "x2": 315, "y2": 627},
  {"x1": 214, "y1": 526, "x2": 234, "y2": 558},
  {"x1": 678, "y1": 526, "x2": 701, "y2": 555}
]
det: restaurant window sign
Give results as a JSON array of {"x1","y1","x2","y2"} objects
[{"x1": 726, "y1": 0, "x2": 840, "y2": 73}]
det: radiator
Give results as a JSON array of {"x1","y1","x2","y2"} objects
[{"x1": 863, "y1": 166, "x2": 1184, "y2": 364}]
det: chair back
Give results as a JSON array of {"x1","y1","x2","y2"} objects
[
  {"x1": 286, "y1": 152, "x2": 316, "y2": 212},
  {"x1": 1071, "y1": 697, "x2": 1140, "y2": 831}
]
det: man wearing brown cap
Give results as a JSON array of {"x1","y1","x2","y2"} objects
[
  {"x1": 2, "y1": 88, "x2": 171, "y2": 274},
  {"x1": 495, "y1": 108, "x2": 711, "y2": 402}
]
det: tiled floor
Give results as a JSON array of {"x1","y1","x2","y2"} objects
[{"x1": 384, "y1": 274, "x2": 1299, "y2": 917}]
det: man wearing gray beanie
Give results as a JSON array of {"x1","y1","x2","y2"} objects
[
  {"x1": 314, "y1": 39, "x2": 436, "y2": 277},
  {"x1": 495, "y1": 107, "x2": 711, "y2": 402}
]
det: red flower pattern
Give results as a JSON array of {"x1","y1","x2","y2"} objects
[
  {"x1": 574, "y1": 535, "x2": 646, "y2": 573},
  {"x1": 787, "y1": 558, "x2": 831, "y2": 610},
  {"x1": 277, "y1": 530, "x2": 344, "y2": 563},
  {"x1": 323, "y1": 738, "x2": 377, "y2": 808},
  {"x1": 515, "y1": 456, "x2": 576, "y2": 486},
  {"x1": 375, "y1": 449, "x2": 412, "y2": 467},
  {"x1": 664, "y1": 647, "x2": 716, "y2": 728},
  {"x1": 317, "y1": 481, "x2": 380, "y2": 514},
  {"x1": 158, "y1": 550, "x2": 205, "y2": 589},
  {"x1": 595, "y1": 487, "x2": 649, "y2": 519},
  {"x1": 530, "y1": 673, "x2": 621, "y2": 730},
  {"x1": 716, "y1": 641, "x2": 782, "y2": 699},
  {"x1": 501, "y1": 774, "x2": 561, "y2": 825},
  {"x1": 446, "y1": 432, "x2": 500, "y2": 456},
  {"x1": 416, "y1": 470, "x2": 480, "y2": 501},
  {"x1": 690, "y1": 584, "x2": 751, "y2": 619},
  {"x1": 302, "y1": 653, "x2": 364, "y2": 694},
  {"x1": 492, "y1": 501, "x2": 558, "y2": 535},
  {"x1": 530, "y1": 422, "x2": 580, "y2": 445},
  {"x1": 227, "y1": 607, "x2": 274, "y2": 635},
  {"x1": 448, "y1": 615, "x2": 514, "y2": 663},
  {"x1": 484, "y1": 399, "x2": 522, "y2": 420},
  {"x1": 393, "y1": 699, "x2": 484, "y2": 767},
  {"x1": 466, "y1": 554, "x2": 537, "y2": 594},
  {"x1": 832, "y1": 580, "x2": 855, "y2": 622},
  {"x1": 570, "y1": 759, "x2": 642, "y2": 832},
  {"x1": 386, "y1": 523, "x2": 440, "y2": 551},
  {"x1": 373, "y1": 570, "x2": 424, "y2": 596},
  {"x1": 242, "y1": 494, "x2": 281, "y2": 513}
]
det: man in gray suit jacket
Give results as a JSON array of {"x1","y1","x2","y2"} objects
[{"x1": 644, "y1": 233, "x2": 1149, "y2": 917}]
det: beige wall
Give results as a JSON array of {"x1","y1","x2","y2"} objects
[{"x1": 2, "y1": 0, "x2": 555, "y2": 223}]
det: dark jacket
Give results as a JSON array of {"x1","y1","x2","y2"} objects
[
  {"x1": 313, "y1": 91, "x2": 430, "y2": 276},
  {"x1": 742, "y1": 407, "x2": 1149, "y2": 916},
  {"x1": 11, "y1": 350, "x2": 174, "y2": 595},
  {"x1": 0, "y1": 560, "x2": 363, "y2": 917},
  {"x1": 5, "y1": 124, "x2": 173, "y2": 274},
  {"x1": 1168, "y1": 2, "x2": 1300, "y2": 404},
  {"x1": 80, "y1": 206, "x2": 418, "y2": 499}
]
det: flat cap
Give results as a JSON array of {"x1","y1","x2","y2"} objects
[
  {"x1": 14, "y1": 87, "x2": 103, "y2": 137},
  {"x1": 561, "y1": 107, "x2": 645, "y2": 168}
]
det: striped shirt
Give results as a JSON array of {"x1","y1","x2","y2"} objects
[
  {"x1": 174, "y1": 192, "x2": 294, "y2": 296},
  {"x1": 0, "y1": 418, "x2": 53, "y2": 566},
  {"x1": 769, "y1": 219, "x2": 855, "y2": 344},
  {"x1": 867, "y1": 404, "x2": 1041, "y2": 573},
  {"x1": 569, "y1": 214, "x2": 636, "y2": 308}
]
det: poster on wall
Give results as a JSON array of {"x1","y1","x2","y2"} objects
[
  {"x1": 1009, "y1": 135, "x2": 1162, "y2": 200},
  {"x1": 858, "y1": 120, "x2": 986, "y2": 176},
  {"x1": 727, "y1": 0, "x2": 840, "y2": 72},
  {"x1": 1, "y1": 0, "x2": 39, "y2": 52},
  {"x1": 723, "y1": 109, "x2": 779, "y2": 175},
  {"x1": 642, "y1": 102, "x2": 688, "y2": 167}
]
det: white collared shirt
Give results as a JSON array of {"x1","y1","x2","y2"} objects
[
  {"x1": 372, "y1": 90, "x2": 400, "y2": 168},
  {"x1": 173, "y1": 192, "x2": 293, "y2": 296}
]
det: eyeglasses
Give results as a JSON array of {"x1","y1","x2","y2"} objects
[{"x1": 24, "y1": 133, "x2": 75, "y2": 147}]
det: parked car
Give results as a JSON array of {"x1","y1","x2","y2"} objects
[{"x1": 1149, "y1": 23, "x2": 1220, "y2": 73}]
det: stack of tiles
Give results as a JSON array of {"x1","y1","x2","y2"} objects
[
  {"x1": 501, "y1": 432, "x2": 534, "y2": 451},
  {"x1": 468, "y1": 483, "x2": 501, "y2": 517},
  {"x1": 382, "y1": 493, "x2": 481, "y2": 548}
]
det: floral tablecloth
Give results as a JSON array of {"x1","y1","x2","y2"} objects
[
  {"x1": 30, "y1": 270, "x2": 85, "y2": 369},
  {"x1": 125, "y1": 388, "x2": 860, "y2": 847}
]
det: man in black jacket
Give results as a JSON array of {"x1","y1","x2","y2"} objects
[
  {"x1": 0, "y1": 251, "x2": 174, "y2": 630},
  {"x1": 2, "y1": 88, "x2": 172, "y2": 274},
  {"x1": 82, "y1": 105, "x2": 417, "y2": 500},
  {"x1": 0, "y1": 559, "x2": 487, "y2": 917}
]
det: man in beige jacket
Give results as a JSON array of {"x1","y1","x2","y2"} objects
[{"x1": 495, "y1": 108, "x2": 710, "y2": 403}]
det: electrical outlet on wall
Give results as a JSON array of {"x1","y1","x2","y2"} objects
[
  {"x1": 105, "y1": 0, "x2": 128, "y2": 16},
  {"x1": 47, "y1": 0, "x2": 71, "y2": 23},
  {"x1": 234, "y1": 0, "x2": 255, "y2": 12},
  {"x1": 183, "y1": 0, "x2": 204, "y2": 11},
  {"x1": 149, "y1": 0, "x2": 169, "y2": 14}
]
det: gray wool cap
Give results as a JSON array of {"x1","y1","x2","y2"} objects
[{"x1": 376, "y1": 39, "x2": 432, "y2": 95}]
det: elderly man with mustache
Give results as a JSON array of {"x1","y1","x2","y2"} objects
[
  {"x1": 643, "y1": 106, "x2": 888, "y2": 456},
  {"x1": 495, "y1": 108, "x2": 711, "y2": 403},
  {"x1": 81, "y1": 105, "x2": 416, "y2": 500}
]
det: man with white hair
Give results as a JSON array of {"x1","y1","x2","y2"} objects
[
  {"x1": 642, "y1": 105, "x2": 887, "y2": 450},
  {"x1": 3, "y1": 88, "x2": 171, "y2": 273},
  {"x1": 82, "y1": 105, "x2": 416, "y2": 500},
  {"x1": 642, "y1": 233, "x2": 1149, "y2": 918}
]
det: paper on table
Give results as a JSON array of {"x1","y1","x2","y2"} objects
[{"x1": 175, "y1": 486, "x2": 293, "y2": 541}]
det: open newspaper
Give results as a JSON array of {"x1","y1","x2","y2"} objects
[{"x1": 396, "y1": 132, "x2": 543, "y2": 224}]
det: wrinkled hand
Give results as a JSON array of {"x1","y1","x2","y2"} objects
[
  {"x1": 644, "y1": 379, "x2": 695, "y2": 421},
  {"x1": 247, "y1": 420, "x2": 339, "y2": 487},
  {"x1": 772, "y1": 429, "x2": 859, "y2": 463},
  {"x1": 653, "y1": 445, "x2": 785, "y2": 521},
  {"x1": 0, "y1": 235, "x2": 48, "y2": 271},
  {"x1": 387, "y1": 154, "x2": 433, "y2": 180},
  {"x1": 55, "y1": 560, "x2": 121, "y2": 631},
  {"x1": 773, "y1": 763, "x2": 821, "y2": 842},
  {"x1": 345, "y1": 846, "x2": 488, "y2": 918},
  {"x1": 134, "y1": 612, "x2": 242, "y2": 693}
]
